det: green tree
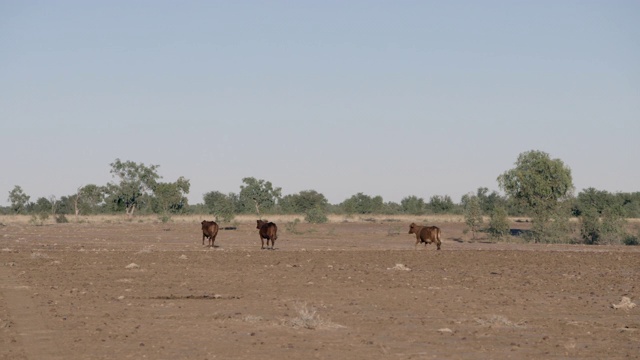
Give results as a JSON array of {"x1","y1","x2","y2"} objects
[
  {"x1": 463, "y1": 194, "x2": 484, "y2": 240},
  {"x1": 429, "y1": 195, "x2": 454, "y2": 214},
  {"x1": 382, "y1": 201, "x2": 403, "y2": 215},
  {"x1": 152, "y1": 176, "x2": 190, "y2": 219},
  {"x1": 580, "y1": 207, "x2": 601, "y2": 244},
  {"x1": 279, "y1": 190, "x2": 329, "y2": 214},
  {"x1": 498, "y1": 150, "x2": 574, "y2": 243},
  {"x1": 474, "y1": 187, "x2": 507, "y2": 213},
  {"x1": 304, "y1": 206, "x2": 328, "y2": 224},
  {"x1": 401, "y1": 196, "x2": 426, "y2": 215},
  {"x1": 619, "y1": 192, "x2": 640, "y2": 218},
  {"x1": 70, "y1": 184, "x2": 105, "y2": 219},
  {"x1": 108, "y1": 159, "x2": 161, "y2": 217},
  {"x1": 573, "y1": 188, "x2": 616, "y2": 216},
  {"x1": 8, "y1": 185, "x2": 30, "y2": 214},
  {"x1": 487, "y1": 206, "x2": 511, "y2": 240},
  {"x1": 600, "y1": 205, "x2": 627, "y2": 244},
  {"x1": 340, "y1": 193, "x2": 384, "y2": 214},
  {"x1": 278, "y1": 189, "x2": 329, "y2": 223},
  {"x1": 32, "y1": 197, "x2": 52, "y2": 215},
  {"x1": 203, "y1": 191, "x2": 237, "y2": 222},
  {"x1": 238, "y1": 177, "x2": 282, "y2": 216}
]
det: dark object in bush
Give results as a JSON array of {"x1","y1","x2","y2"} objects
[
  {"x1": 623, "y1": 235, "x2": 639, "y2": 246},
  {"x1": 509, "y1": 229, "x2": 532, "y2": 237}
]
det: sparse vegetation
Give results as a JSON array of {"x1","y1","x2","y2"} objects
[
  {"x1": 475, "y1": 315, "x2": 526, "y2": 328},
  {"x1": 304, "y1": 207, "x2": 328, "y2": 224},
  {"x1": 29, "y1": 213, "x2": 49, "y2": 226},
  {"x1": 462, "y1": 194, "x2": 484, "y2": 240},
  {"x1": 285, "y1": 218, "x2": 303, "y2": 234}
]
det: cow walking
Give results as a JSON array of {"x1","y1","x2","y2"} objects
[
  {"x1": 201, "y1": 220, "x2": 219, "y2": 247},
  {"x1": 408, "y1": 223, "x2": 441, "y2": 250},
  {"x1": 256, "y1": 220, "x2": 278, "y2": 250}
]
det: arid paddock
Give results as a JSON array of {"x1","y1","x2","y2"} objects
[{"x1": 1, "y1": 216, "x2": 638, "y2": 359}]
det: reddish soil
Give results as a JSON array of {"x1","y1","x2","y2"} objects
[{"x1": 1, "y1": 219, "x2": 639, "y2": 359}]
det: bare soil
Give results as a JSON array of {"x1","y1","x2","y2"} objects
[{"x1": 1, "y1": 218, "x2": 639, "y2": 359}]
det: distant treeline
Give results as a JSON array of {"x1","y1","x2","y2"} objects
[
  {"x1": 3, "y1": 158, "x2": 640, "y2": 224},
  {"x1": 3, "y1": 183, "x2": 640, "y2": 222}
]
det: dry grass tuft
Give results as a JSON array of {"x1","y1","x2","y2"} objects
[
  {"x1": 242, "y1": 315, "x2": 264, "y2": 323},
  {"x1": 475, "y1": 315, "x2": 526, "y2": 328},
  {"x1": 284, "y1": 302, "x2": 345, "y2": 330}
]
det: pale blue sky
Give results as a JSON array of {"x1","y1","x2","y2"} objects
[{"x1": 1, "y1": 1, "x2": 639, "y2": 206}]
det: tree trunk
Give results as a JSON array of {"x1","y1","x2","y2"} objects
[
  {"x1": 253, "y1": 200, "x2": 261, "y2": 218},
  {"x1": 127, "y1": 203, "x2": 136, "y2": 218},
  {"x1": 74, "y1": 188, "x2": 81, "y2": 222}
]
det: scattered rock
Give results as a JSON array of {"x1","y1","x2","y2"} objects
[
  {"x1": 125, "y1": 263, "x2": 140, "y2": 269},
  {"x1": 387, "y1": 264, "x2": 411, "y2": 271},
  {"x1": 612, "y1": 297, "x2": 636, "y2": 311},
  {"x1": 179, "y1": 254, "x2": 188, "y2": 260},
  {"x1": 438, "y1": 328, "x2": 454, "y2": 333}
]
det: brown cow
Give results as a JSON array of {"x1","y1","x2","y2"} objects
[
  {"x1": 408, "y1": 223, "x2": 441, "y2": 250},
  {"x1": 256, "y1": 220, "x2": 278, "y2": 250},
  {"x1": 201, "y1": 220, "x2": 219, "y2": 247}
]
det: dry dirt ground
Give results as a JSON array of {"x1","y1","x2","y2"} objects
[{"x1": 1, "y1": 217, "x2": 639, "y2": 359}]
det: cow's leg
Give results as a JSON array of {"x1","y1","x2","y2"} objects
[
  {"x1": 203, "y1": 234, "x2": 206, "y2": 246},
  {"x1": 210, "y1": 235, "x2": 216, "y2": 247},
  {"x1": 261, "y1": 236, "x2": 265, "y2": 249},
  {"x1": 271, "y1": 239, "x2": 275, "y2": 250}
]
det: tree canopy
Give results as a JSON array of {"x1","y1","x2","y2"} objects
[
  {"x1": 152, "y1": 176, "x2": 190, "y2": 216},
  {"x1": 279, "y1": 190, "x2": 329, "y2": 214},
  {"x1": 340, "y1": 193, "x2": 384, "y2": 214},
  {"x1": 7, "y1": 185, "x2": 30, "y2": 214},
  {"x1": 238, "y1": 177, "x2": 282, "y2": 216},
  {"x1": 498, "y1": 150, "x2": 574, "y2": 242},
  {"x1": 107, "y1": 159, "x2": 161, "y2": 217},
  {"x1": 498, "y1": 150, "x2": 574, "y2": 212}
]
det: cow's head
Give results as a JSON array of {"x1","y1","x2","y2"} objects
[
  {"x1": 408, "y1": 223, "x2": 417, "y2": 234},
  {"x1": 256, "y1": 220, "x2": 267, "y2": 229}
]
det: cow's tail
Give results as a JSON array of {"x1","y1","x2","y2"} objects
[{"x1": 436, "y1": 228, "x2": 442, "y2": 250}]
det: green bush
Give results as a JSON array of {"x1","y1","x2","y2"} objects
[{"x1": 305, "y1": 207, "x2": 328, "y2": 224}]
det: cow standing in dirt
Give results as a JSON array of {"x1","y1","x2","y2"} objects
[
  {"x1": 201, "y1": 220, "x2": 219, "y2": 247},
  {"x1": 408, "y1": 223, "x2": 441, "y2": 250},
  {"x1": 256, "y1": 220, "x2": 278, "y2": 250}
]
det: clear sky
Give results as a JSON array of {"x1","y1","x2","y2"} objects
[{"x1": 1, "y1": 1, "x2": 639, "y2": 206}]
